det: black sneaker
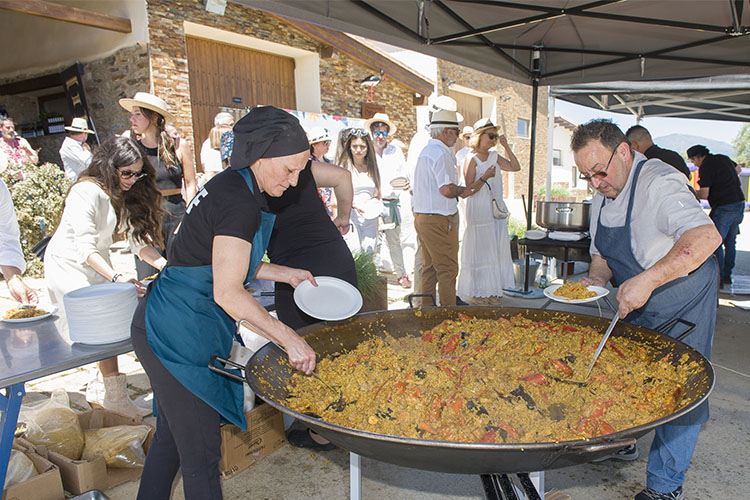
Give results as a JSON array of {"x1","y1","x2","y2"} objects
[
  {"x1": 633, "y1": 486, "x2": 684, "y2": 500},
  {"x1": 591, "y1": 443, "x2": 639, "y2": 462}
]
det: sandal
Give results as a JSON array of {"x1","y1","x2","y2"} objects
[{"x1": 286, "y1": 429, "x2": 336, "y2": 451}]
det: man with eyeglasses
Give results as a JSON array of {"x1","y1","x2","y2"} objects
[
  {"x1": 365, "y1": 113, "x2": 412, "y2": 288},
  {"x1": 412, "y1": 109, "x2": 469, "y2": 306},
  {"x1": 572, "y1": 120, "x2": 721, "y2": 500}
]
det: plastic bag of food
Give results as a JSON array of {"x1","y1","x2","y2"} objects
[
  {"x1": 18, "y1": 389, "x2": 85, "y2": 460},
  {"x1": 4, "y1": 450, "x2": 38, "y2": 488},
  {"x1": 82, "y1": 424, "x2": 151, "y2": 468}
]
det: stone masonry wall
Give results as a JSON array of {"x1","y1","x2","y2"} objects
[
  {"x1": 438, "y1": 60, "x2": 548, "y2": 200},
  {"x1": 146, "y1": 0, "x2": 417, "y2": 147}
]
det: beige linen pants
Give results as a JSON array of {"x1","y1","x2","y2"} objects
[{"x1": 414, "y1": 212, "x2": 459, "y2": 306}]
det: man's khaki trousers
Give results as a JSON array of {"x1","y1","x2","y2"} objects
[{"x1": 414, "y1": 212, "x2": 459, "y2": 306}]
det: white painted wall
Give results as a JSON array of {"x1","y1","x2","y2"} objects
[
  {"x1": 1, "y1": 1, "x2": 149, "y2": 79},
  {"x1": 552, "y1": 119, "x2": 579, "y2": 189}
]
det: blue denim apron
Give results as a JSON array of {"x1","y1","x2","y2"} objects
[
  {"x1": 144, "y1": 168, "x2": 275, "y2": 430},
  {"x1": 594, "y1": 160, "x2": 717, "y2": 425}
]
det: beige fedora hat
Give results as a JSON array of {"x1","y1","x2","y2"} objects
[
  {"x1": 472, "y1": 118, "x2": 497, "y2": 135},
  {"x1": 429, "y1": 109, "x2": 460, "y2": 129},
  {"x1": 365, "y1": 112, "x2": 397, "y2": 136},
  {"x1": 65, "y1": 117, "x2": 94, "y2": 134},
  {"x1": 119, "y1": 92, "x2": 175, "y2": 122}
]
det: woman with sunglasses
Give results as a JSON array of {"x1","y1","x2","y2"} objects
[
  {"x1": 337, "y1": 129, "x2": 382, "y2": 254},
  {"x1": 457, "y1": 118, "x2": 521, "y2": 305},
  {"x1": 44, "y1": 136, "x2": 165, "y2": 418},
  {"x1": 119, "y1": 92, "x2": 197, "y2": 280}
]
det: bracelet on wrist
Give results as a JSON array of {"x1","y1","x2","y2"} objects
[
  {"x1": 111, "y1": 273, "x2": 122, "y2": 282},
  {"x1": 479, "y1": 177, "x2": 488, "y2": 184}
]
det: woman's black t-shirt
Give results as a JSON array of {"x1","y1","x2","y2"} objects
[
  {"x1": 137, "y1": 139, "x2": 183, "y2": 192},
  {"x1": 265, "y1": 161, "x2": 343, "y2": 264},
  {"x1": 168, "y1": 169, "x2": 265, "y2": 267}
]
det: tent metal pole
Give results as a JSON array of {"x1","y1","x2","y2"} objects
[{"x1": 523, "y1": 79, "x2": 540, "y2": 292}]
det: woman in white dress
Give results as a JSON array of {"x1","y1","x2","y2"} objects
[
  {"x1": 457, "y1": 118, "x2": 521, "y2": 305},
  {"x1": 45, "y1": 136, "x2": 166, "y2": 418},
  {"x1": 337, "y1": 129, "x2": 382, "y2": 254}
]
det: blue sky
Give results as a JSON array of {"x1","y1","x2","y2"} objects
[{"x1": 555, "y1": 100, "x2": 744, "y2": 145}]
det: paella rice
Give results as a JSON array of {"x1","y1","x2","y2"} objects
[
  {"x1": 3, "y1": 307, "x2": 48, "y2": 320},
  {"x1": 285, "y1": 313, "x2": 701, "y2": 444},
  {"x1": 552, "y1": 282, "x2": 597, "y2": 300}
]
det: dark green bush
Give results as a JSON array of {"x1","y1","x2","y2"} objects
[{"x1": 1, "y1": 162, "x2": 69, "y2": 277}]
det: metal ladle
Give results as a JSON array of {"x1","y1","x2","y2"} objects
[{"x1": 235, "y1": 319, "x2": 347, "y2": 411}]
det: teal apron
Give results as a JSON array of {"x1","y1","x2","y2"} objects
[{"x1": 144, "y1": 168, "x2": 275, "y2": 430}]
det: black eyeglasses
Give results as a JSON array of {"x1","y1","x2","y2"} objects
[
  {"x1": 578, "y1": 145, "x2": 619, "y2": 182},
  {"x1": 372, "y1": 130, "x2": 389, "y2": 138},
  {"x1": 118, "y1": 169, "x2": 148, "y2": 181}
]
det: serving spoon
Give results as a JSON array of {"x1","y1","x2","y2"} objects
[{"x1": 554, "y1": 312, "x2": 620, "y2": 386}]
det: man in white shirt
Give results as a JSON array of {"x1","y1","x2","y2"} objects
[
  {"x1": 0, "y1": 179, "x2": 38, "y2": 304},
  {"x1": 200, "y1": 112, "x2": 235, "y2": 182},
  {"x1": 59, "y1": 117, "x2": 94, "y2": 181},
  {"x1": 412, "y1": 110, "x2": 466, "y2": 306},
  {"x1": 366, "y1": 113, "x2": 411, "y2": 288}
]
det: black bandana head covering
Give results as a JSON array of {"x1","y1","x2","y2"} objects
[{"x1": 229, "y1": 106, "x2": 309, "y2": 170}]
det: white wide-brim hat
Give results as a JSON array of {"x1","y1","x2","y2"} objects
[
  {"x1": 461, "y1": 125, "x2": 474, "y2": 136},
  {"x1": 307, "y1": 126, "x2": 331, "y2": 144},
  {"x1": 65, "y1": 117, "x2": 94, "y2": 134},
  {"x1": 429, "y1": 109, "x2": 461, "y2": 129},
  {"x1": 119, "y1": 92, "x2": 175, "y2": 122},
  {"x1": 472, "y1": 118, "x2": 497, "y2": 135},
  {"x1": 365, "y1": 112, "x2": 397, "y2": 136}
]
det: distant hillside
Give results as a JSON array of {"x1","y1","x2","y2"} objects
[{"x1": 655, "y1": 134, "x2": 736, "y2": 158}]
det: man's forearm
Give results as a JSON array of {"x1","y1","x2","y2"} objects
[{"x1": 439, "y1": 183, "x2": 465, "y2": 198}]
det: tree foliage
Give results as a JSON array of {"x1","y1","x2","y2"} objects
[
  {"x1": 1, "y1": 163, "x2": 69, "y2": 277},
  {"x1": 732, "y1": 123, "x2": 750, "y2": 165}
]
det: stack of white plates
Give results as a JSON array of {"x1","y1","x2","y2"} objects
[{"x1": 63, "y1": 283, "x2": 138, "y2": 344}]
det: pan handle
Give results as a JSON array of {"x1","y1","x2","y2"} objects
[
  {"x1": 655, "y1": 318, "x2": 696, "y2": 341},
  {"x1": 408, "y1": 293, "x2": 437, "y2": 309},
  {"x1": 208, "y1": 355, "x2": 246, "y2": 383},
  {"x1": 568, "y1": 437, "x2": 636, "y2": 454}
]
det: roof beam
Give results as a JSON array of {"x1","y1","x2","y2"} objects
[{"x1": 0, "y1": 0, "x2": 131, "y2": 33}]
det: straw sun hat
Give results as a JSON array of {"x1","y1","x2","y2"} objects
[
  {"x1": 64, "y1": 117, "x2": 94, "y2": 134},
  {"x1": 472, "y1": 118, "x2": 497, "y2": 135},
  {"x1": 118, "y1": 92, "x2": 175, "y2": 122},
  {"x1": 365, "y1": 112, "x2": 397, "y2": 135},
  {"x1": 307, "y1": 126, "x2": 332, "y2": 144},
  {"x1": 429, "y1": 109, "x2": 461, "y2": 129}
]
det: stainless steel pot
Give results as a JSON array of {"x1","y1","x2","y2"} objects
[
  {"x1": 212, "y1": 307, "x2": 713, "y2": 474},
  {"x1": 536, "y1": 201, "x2": 591, "y2": 231}
]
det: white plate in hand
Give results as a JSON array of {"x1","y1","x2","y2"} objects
[
  {"x1": 390, "y1": 176, "x2": 409, "y2": 189},
  {"x1": 1, "y1": 304, "x2": 58, "y2": 323},
  {"x1": 294, "y1": 276, "x2": 362, "y2": 321},
  {"x1": 543, "y1": 284, "x2": 609, "y2": 304}
]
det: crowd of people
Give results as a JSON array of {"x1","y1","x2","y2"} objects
[{"x1": 0, "y1": 92, "x2": 746, "y2": 500}]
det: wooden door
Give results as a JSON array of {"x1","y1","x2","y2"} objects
[
  {"x1": 448, "y1": 90, "x2": 481, "y2": 132},
  {"x1": 185, "y1": 37, "x2": 296, "y2": 170}
]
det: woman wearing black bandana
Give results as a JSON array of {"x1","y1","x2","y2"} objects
[{"x1": 130, "y1": 106, "x2": 318, "y2": 500}]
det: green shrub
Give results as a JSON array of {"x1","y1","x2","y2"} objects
[
  {"x1": 352, "y1": 250, "x2": 379, "y2": 300},
  {"x1": 537, "y1": 185, "x2": 572, "y2": 199},
  {"x1": 507, "y1": 217, "x2": 541, "y2": 239},
  {"x1": 1, "y1": 162, "x2": 69, "y2": 277}
]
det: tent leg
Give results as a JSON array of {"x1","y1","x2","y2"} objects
[{"x1": 523, "y1": 79, "x2": 540, "y2": 292}]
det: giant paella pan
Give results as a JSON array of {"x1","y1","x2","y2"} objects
[{"x1": 212, "y1": 307, "x2": 713, "y2": 474}]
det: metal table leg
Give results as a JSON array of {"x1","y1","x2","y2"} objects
[
  {"x1": 481, "y1": 472, "x2": 545, "y2": 499},
  {"x1": 0, "y1": 383, "x2": 25, "y2": 488},
  {"x1": 350, "y1": 452, "x2": 361, "y2": 500}
]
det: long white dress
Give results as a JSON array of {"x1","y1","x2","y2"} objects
[
  {"x1": 457, "y1": 151, "x2": 515, "y2": 301},
  {"x1": 344, "y1": 167, "x2": 380, "y2": 255}
]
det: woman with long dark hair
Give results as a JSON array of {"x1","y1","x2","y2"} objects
[
  {"x1": 44, "y1": 136, "x2": 165, "y2": 418},
  {"x1": 119, "y1": 92, "x2": 197, "y2": 279},
  {"x1": 337, "y1": 129, "x2": 382, "y2": 254}
]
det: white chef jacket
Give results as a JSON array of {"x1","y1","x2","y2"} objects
[{"x1": 590, "y1": 151, "x2": 711, "y2": 270}]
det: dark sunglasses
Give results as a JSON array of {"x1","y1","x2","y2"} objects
[
  {"x1": 487, "y1": 133, "x2": 499, "y2": 140},
  {"x1": 118, "y1": 169, "x2": 148, "y2": 181},
  {"x1": 372, "y1": 130, "x2": 389, "y2": 138}
]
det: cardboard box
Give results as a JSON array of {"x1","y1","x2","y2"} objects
[
  {"x1": 218, "y1": 402, "x2": 286, "y2": 479},
  {"x1": 2, "y1": 440, "x2": 64, "y2": 500},
  {"x1": 44, "y1": 409, "x2": 153, "y2": 495}
]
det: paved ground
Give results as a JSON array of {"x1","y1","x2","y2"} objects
[{"x1": 3, "y1": 216, "x2": 749, "y2": 499}]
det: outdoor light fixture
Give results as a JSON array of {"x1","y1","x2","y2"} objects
[{"x1": 205, "y1": 0, "x2": 227, "y2": 16}]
